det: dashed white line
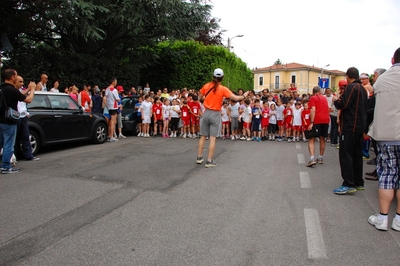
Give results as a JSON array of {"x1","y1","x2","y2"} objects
[
  {"x1": 300, "y1": 172, "x2": 311, "y2": 188},
  {"x1": 297, "y1": 154, "x2": 305, "y2": 164},
  {"x1": 304, "y1": 208, "x2": 327, "y2": 259}
]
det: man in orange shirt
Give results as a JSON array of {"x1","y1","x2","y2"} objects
[{"x1": 197, "y1": 68, "x2": 249, "y2": 168}]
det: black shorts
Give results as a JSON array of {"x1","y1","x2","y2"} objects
[
  {"x1": 109, "y1": 109, "x2": 118, "y2": 115},
  {"x1": 136, "y1": 116, "x2": 142, "y2": 123},
  {"x1": 156, "y1": 120, "x2": 163, "y2": 125},
  {"x1": 314, "y1": 124, "x2": 329, "y2": 138}
]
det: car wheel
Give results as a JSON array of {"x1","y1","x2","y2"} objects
[
  {"x1": 93, "y1": 122, "x2": 107, "y2": 144},
  {"x1": 133, "y1": 122, "x2": 140, "y2": 136},
  {"x1": 29, "y1": 131, "x2": 40, "y2": 156}
]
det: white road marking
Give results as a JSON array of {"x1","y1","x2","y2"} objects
[
  {"x1": 300, "y1": 172, "x2": 311, "y2": 188},
  {"x1": 304, "y1": 208, "x2": 327, "y2": 259},
  {"x1": 297, "y1": 154, "x2": 305, "y2": 164},
  {"x1": 296, "y1": 143, "x2": 301, "y2": 149}
]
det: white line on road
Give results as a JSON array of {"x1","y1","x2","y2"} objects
[
  {"x1": 304, "y1": 208, "x2": 327, "y2": 259},
  {"x1": 300, "y1": 172, "x2": 311, "y2": 188},
  {"x1": 297, "y1": 154, "x2": 305, "y2": 164},
  {"x1": 296, "y1": 143, "x2": 301, "y2": 149}
]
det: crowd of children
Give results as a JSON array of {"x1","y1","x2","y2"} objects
[{"x1": 132, "y1": 89, "x2": 314, "y2": 143}]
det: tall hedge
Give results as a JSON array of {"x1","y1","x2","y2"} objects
[{"x1": 140, "y1": 41, "x2": 253, "y2": 92}]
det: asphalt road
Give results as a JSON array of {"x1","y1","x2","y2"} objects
[{"x1": 1, "y1": 135, "x2": 399, "y2": 265}]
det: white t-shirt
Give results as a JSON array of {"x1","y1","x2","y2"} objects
[
  {"x1": 228, "y1": 102, "x2": 239, "y2": 118},
  {"x1": 275, "y1": 105, "x2": 285, "y2": 121},
  {"x1": 141, "y1": 101, "x2": 152, "y2": 117},
  {"x1": 221, "y1": 106, "x2": 229, "y2": 122},
  {"x1": 293, "y1": 108, "x2": 302, "y2": 126},
  {"x1": 163, "y1": 105, "x2": 171, "y2": 118},
  {"x1": 105, "y1": 87, "x2": 119, "y2": 110},
  {"x1": 171, "y1": 105, "x2": 180, "y2": 118},
  {"x1": 143, "y1": 87, "x2": 150, "y2": 95},
  {"x1": 50, "y1": 88, "x2": 59, "y2": 93},
  {"x1": 243, "y1": 106, "x2": 252, "y2": 123},
  {"x1": 269, "y1": 110, "x2": 277, "y2": 124}
]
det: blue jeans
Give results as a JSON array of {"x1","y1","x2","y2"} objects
[{"x1": 0, "y1": 123, "x2": 17, "y2": 169}]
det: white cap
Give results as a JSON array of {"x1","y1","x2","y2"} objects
[{"x1": 213, "y1": 68, "x2": 224, "y2": 77}]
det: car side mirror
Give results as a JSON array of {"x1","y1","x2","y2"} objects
[{"x1": 78, "y1": 106, "x2": 84, "y2": 114}]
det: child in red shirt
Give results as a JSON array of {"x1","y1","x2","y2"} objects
[
  {"x1": 261, "y1": 101, "x2": 270, "y2": 141},
  {"x1": 284, "y1": 102, "x2": 293, "y2": 142},
  {"x1": 188, "y1": 95, "x2": 202, "y2": 138},
  {"x1": 152, "y1": 97, "x2": 163, "y2": 137},
  {"x1": 180, "y1": 100, "x2": 191, "y2": 138},
  {"x1": 301, "y1": 101, "x2": 311, "y2": 142}
]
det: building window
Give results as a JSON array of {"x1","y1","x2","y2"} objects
[
  {"x1": 259, "y1": 76, "x2": 263, "y2": 86},
  {"x1": 291, "y1": 75, "x2": 296, "y2": 84},
  {"x1": 275, "y1": 75, "x2": 280, "y2": 89}
]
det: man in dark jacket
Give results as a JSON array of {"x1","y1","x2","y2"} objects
[{"x1": 332, "y1": 67, "x2": 368, "y2": 194}]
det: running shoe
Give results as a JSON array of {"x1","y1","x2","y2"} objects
[{"x1": 334, "y1": 186, "x2": 357, "y2": 195}]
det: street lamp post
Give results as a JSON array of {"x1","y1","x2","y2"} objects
[
  {"x1": 227, "y1": 34, "x2": 244, "y2": 51},
  {"x1": 227, "y1": 34, "x2": 244, "y2": 88}
]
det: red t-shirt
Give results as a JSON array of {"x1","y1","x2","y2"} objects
[
  {"x1": 181, "y1": 106, "x2": 190, "y2": 120},
  {"x1": 152, "y1": 103, "x2": 163, "y2": 120},
  {"x1": 308, "y1": 95, "x2": 330, "y2": 124},
  {"x1": 301, "y1": 109, "x2": 311, "y2": 127},
  {"x1": 80, "y1": 91, "x2": 91, "y2": 112},
  {"x1": 284, "y1": 108, "x2": 293, "y2": 124},
  {"x1": 188, "y1": 101, "x2": 201, "y2": 117},
  {"x1": 262, "y1": 108, "x2": 270, "y2": 125}
]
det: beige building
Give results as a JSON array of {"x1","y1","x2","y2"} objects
[{"x1": 252, "y1": 62, "x2": 346, "y2": 94}]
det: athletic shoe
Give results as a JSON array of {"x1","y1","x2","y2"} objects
[
  {"x1": 187, "y1": 133, "x2": 192, "y2": 138},
  {"x1": 205, "y1": 159, "x2": 217, "y2": 168},
  {"x1": 109, "y1": 137, "x2": 119, "y2": 142},
  {"x1": 363, "y1": 156, "x2": 370, "y2": 160},
  {"x1": 222, "y1": 136, "x2": 226, "y2": 140},
  {"x1": 368, "y1": 214, "x2": 388, "y2": 231},
  {"x1": 240, "y1": 137, "x2": 246, "y2": 140},
  {"x1": 287, "y1": 138, "x2": 292, "y2": 143},
  {"x1": 246, "y1": 137, "x2": 251, "y2": 141},
  {"x1": 356, "y1": 186, "x2": 365, "y2": 190},
  {"x1": 333, "y1": 186, "x2": 357, "y2": 195},
  {"x1": 278, "y1": 137, "x2": 283, "y2": 142},
  {"x1": 118, "y1": 133, "x2": 126, "y2": 139},
  {"x1": 2, "y1": 167, "x2": 20, "y2": 174},
  {"x1": 316, "y1": 157, "x2": 323, "y2": 164},
  {"x1": 196, "y1": 156, "x2": 204, "y2": 164},
  {"x1": 367, "y1": 158, "x2": 377, "y2": 165},
  {"x1": 252, "y1": 137, "x2": 256, "y2": 141},
  {"x1": 113, "y1": 133, "x2": 118, "y2": 139},
  {"x1": 26, "y1": 157, "x2": 40, "y2": 161},
  {"x1": 183, "y1": 134, "x2": 187, "y2": 138},
  {"x1": 257, "y1": 137, "x2": 261, "y2": 142},
  {"x1": 306, "y1": 160, "x2": 316, "y2": 167},
  {"x1": 231, "y1": 135, "x2": 235, "y2": 140},
  {"x1": 391, "y1": 218, "x2": 400, "y2": 231}
]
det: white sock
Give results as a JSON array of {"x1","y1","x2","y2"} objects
[
  {"x1": 395, "y1": 213, "x2": 400, "y2": 221},
  {"x1": 378, "y1": 213, "x2": 388, "y2": 220}
]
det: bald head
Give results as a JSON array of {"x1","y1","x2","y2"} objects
[
  {"x1": 14, "y1": 75, "x2": 24, "y2": 89},
  {"x1": 40, "y1": 74, "x2": 48, "y2": 84}
]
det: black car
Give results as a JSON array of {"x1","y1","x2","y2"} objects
[
  {"x1": 121, "y1": 95, "x2": 140, "y2": 135},
  {"x1": 18, "y1": 92, "x2": 108, "y2": 156}
]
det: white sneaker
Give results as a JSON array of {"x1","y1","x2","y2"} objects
[
  {"x1": 231, "y1": 135, "x2": 235, "y2": 140},
  {"x1": 109, "y1": 137, "x2": 119, "y2": 142},
  {"x1": 173, "y1": 133, "x2": 177, "y2": 138},
  {"x1": 392, "y1": 218, "x2": 400, "y2": 231},
  {"x1": 113, "y1": 133, "x2": 118, "y2": 139},
  {"x1": 119, "y1": 134, "x2": 126, "y2": 139},
  {"x1": 183, "y1": 134, "x2": 187, "y2": 138},
  {"x1": 138, "y1": 133, "x2": 142, "y2": 137},
  {"x1": 368, "y1": 214, "x2": 388, "y2": 231},
  {"x1": 187, "y1": 133, "x2": 192, "y2": 138}
]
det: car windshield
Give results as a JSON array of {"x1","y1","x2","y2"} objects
[{"x1": 122, "y1": 98, "x2": 138, "y2": 109}]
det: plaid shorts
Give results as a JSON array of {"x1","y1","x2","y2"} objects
[{"x1": 377, "y1": 142, "x2": 400, "y2": 189}]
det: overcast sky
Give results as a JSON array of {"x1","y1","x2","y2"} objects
[{"x1": 211, "y1": 0, "x2": 400, "y2": 74}]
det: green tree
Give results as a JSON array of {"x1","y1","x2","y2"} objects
[
  {"x1": 273, "y1": 58, "x2": 283, "y2": 65},
  {"x1": 140, "y1": 40, "x2": 253, "y2": 91},
  {"x1": 0, "y1": 0, "x2": 222, "y2": 88}
]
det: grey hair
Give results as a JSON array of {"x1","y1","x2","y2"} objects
[
  {"x1": 374, "y1": 68, "x2": 386, "y2": 76},
  {"x1": 312, "y1": 86, "x2": 321, "y2": 94}
]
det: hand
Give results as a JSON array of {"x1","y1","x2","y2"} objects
[
  {"x1": 308, "y1": 124, "x2": 313, "y2": 131},
  {"x1": 28, "y1": 81, "x2": 36, "y2": 90}
]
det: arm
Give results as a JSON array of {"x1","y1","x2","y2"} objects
[
  {"x1": 308, "y1": 106, "x2": 316, "y2": 130},
  {"x1": 333, "y1": 84, "x2": 355, "y2": 110},
  {"x1": 230, "y1": 91, "x2": 249, "y2": 102},
  {"x1": 23, "y1": 82, "x2": 36, "y2": 103}
]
